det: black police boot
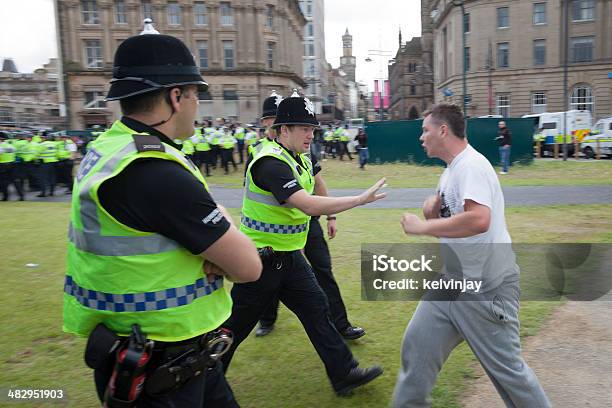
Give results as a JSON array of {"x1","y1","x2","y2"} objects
[
  {"x1": 255, "y1": 324, "x2": 274, "y2": 337},
  {"x1": 340, "y1": 326, "x2": 366, "y2": 340},
  {"x1": 333, "y1": 366, "x2": 383, "y2": 396}
]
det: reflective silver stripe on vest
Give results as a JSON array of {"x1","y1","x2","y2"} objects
[
  {"x1": 72, "y1": 139, "x2": 193, "y2": 256},
  {"x1": 244, "y1": 178, "x2": 294, "y2": 208},
  {"x1": 69, "y1": 223, "x2": 180, "y2": 256},
  {"x1": 64, "y1": 274, "x2": 223, "y2": 312},
  {"x1": 241, "y1": 215, "x2": 308, "y2": 234}
]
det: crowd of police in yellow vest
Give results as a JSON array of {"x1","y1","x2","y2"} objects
[
  {"x1": 0, "y1": 132, "x2": 77, "y2": 201},
  {"x1": 179, "y1": 120, "x2": 355, "y2": 177},
  {"x1": 0, "y1": 120, "x2": 354, "y2": 201}
]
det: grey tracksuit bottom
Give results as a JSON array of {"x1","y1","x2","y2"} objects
[{"x1": 392, "y1": 279, "x2": 550, "y2": 408}]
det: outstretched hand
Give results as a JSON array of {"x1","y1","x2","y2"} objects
[{"x1": 359, "y1": 178, "x2": 387, "y2": 205}]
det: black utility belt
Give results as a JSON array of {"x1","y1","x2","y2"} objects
[
  {"x1": 257, "y1": 246, "x2": 295, "y2": 260},
  {"x1": 85, "y1": 324, "x2": 233, "y2": 406}
]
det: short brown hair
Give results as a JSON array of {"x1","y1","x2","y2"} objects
[{"x1": 423, "y1": 103, "x2": 465, "y2": 139}]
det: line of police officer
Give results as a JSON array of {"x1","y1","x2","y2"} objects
[{"x1": 0, "y1": 132, "x2": 75, "y2": 200}]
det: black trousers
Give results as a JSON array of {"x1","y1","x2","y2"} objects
[
  {"x1": 197, "y1": 151, "x2": 211, "y2": 176},
  {"x1": 221, "y1": 250, "x2": 357, "y2": 384},
  {"x1": 37, "y1": 162, "x2": 56, "y2": 195},
  {"x1": 0, "y1": 163, "x2": 23, "y2": 200},
  {"x1": 210, "y1": 146, "x2": 220, "y2": 168},
  {"x1": 221, "y1": 149, "x2": 236, "y2": 174},
  {"x1": 259, "y1": 218, "x2": 351, "y2": 331},
  {"x1": 236, "y1": 140, "x2": 245, "y2": 164},
  {"x1": 339, "y1": 142, "x2": 353, "y2": 160},
  {"x1": 56, "y1": 159, "x2": 74, "y2": 191},
  {"x1": 94, "y1": 349, "x2": 238, "y2": 407}
]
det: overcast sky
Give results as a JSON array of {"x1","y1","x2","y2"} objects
[{"x1": 0, "y1": 0, "x2": 421, "y2": 89}]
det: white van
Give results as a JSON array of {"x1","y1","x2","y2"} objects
[
  {"x1": 522, "y1": 110, "x2": 592, "y2": 156},
  {"x1": 581, "y1": 117, "x2": 612, "y2": 158}
]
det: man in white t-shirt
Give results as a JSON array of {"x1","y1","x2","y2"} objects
[{"x1": 392, "y1": 104, "x2": 550, "y2": 408}]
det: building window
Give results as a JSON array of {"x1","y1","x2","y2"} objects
[
  {"x1": 497, "y1": 42, "x2": 509, "y2": 68},
  {"x1": 167, "y1": 2, "x2": 181, "y2": 25},
  {"x1": 570, "y1": 37, "x2": 594, "y2": 62},
  {"x1": 115, "y1": 0, "x2": 127, "y2": 24},
  {"x1": 220, "y1": 2, "x2": 233, "y2": 26},
  {"x1": 532, "y1": 92, "x2": 547, "y2": 113},
  {"x1": 306, "y1": 3, "x2": 312, "y2": 15},
  {"x1": 306, "y1": 22, "x2": 314, "y2": 37},
  {"x1": 197, "y1": 41, "x2": 208, "y2": 69},
  {"x1": 496, "y1": 94, "x2": 511, "y2": 117},
  {"x1": 570, "y1": 85, "x2": 593, "y2": 112},
  {"x1": 463, "y1": 13, "x2": 470, "y2": 33},
  {"x1": 305, "y1": 42, "x2": 315, "y2": 57},
  {"x1": 141, "y1": 0, "x2": 152, "y2": 20},
  {"x1": 0, "y1": 108, "x2": 13, "y2": 124},
  {"x1": 497, "y1": 7, "x2": 509, "y2": 28},
  {"x1": 84, "y1": 91, "x2": 107, "y2": 109},
  {"x1": 194, "y1": 2, "x2": 208, "y2": 26},
  {"x1": 533, "y1": 39, "x2": 546, "y2": 66},
  {"x1": 223, "y1": 40, "x2": 235, "y2": 69},
  {"x1": 304, "y1": 60, "x2": 315, "y2": 77},
  {"x1": 410, "y1": 85, "x2": 416, "y2": 95},
  {"x1": 266, "y1": 5, "x2": 274, "y2": 29},
  {"x1": 572, "y1": 0, "x2": 595, "y2": 22},
  {"x1": 533, "y1": 3, "x2": 546, "y2": 25},
  {"x1": 81, "y1": 0, "x2": 99, "y2": 24},
  {"x1": 267, "y1": 42, "x2": 275, "y2": 70},
  {"x1": 464, "y1": 47, "x2": 470, "y2": 71},
  {"x1": 223, "y1": 90, "x2": 238, "y2": 100},
  {"x1": 84, "y1": 40, "x2": 103, "y2": 68}
]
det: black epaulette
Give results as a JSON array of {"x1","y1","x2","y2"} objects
[{"x1": 132, "y1": 134, "x2": 165, "y2": 152}]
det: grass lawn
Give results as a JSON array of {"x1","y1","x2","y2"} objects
[
  {"x1": 207, "y1": 158, "x2": 612, "y2": 189},
  {"x1": 1, "y1": 203, "x2": 610, "y2": 407}
]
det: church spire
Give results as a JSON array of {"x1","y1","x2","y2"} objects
[{"x1": 399, "y1": 27, "x2": 402, "y2": 47}]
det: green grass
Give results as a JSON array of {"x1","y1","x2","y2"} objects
[
  {"x1": 207, "y1": 159, "x2": 612, "y2": 189},
  {"x1": 1, "y1": 203, "x2": 610, "y2": 407}
]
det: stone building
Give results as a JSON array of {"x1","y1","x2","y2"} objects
[
  {"x1": 299, "y1": 0, "x2": 329, "y2": 114},
  {"x1": 55, "y1": 0, "x2": 307, "y2": 129},
  {"x1": 426, "y1": 0, "x2": 612, "y2": 119},
  {"x1": 0, "y1": 59, "x2": 63, "y2": 129}
]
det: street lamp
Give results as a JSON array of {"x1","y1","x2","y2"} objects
[{"x1": 452, "y1": 0, "x2": 468, "y2": 118}]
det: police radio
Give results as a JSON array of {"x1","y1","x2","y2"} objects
[{"x1": 104, "y1": 324, "x2": 153, "y2": 408}]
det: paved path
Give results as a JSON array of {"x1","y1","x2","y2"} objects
[
  {"x1": 13, "y1": 185, "x2": 612, "y2": 208},
  {"x1": 462, "y1": 300, "x2": 612, "y2": 408}
]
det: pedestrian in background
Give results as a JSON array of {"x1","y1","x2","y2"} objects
[
  {"x1": 496, "y1": 121, "x2": 512, "y2": 175},
  {"x1": 355, "y1": 128, "x2": 368, "y2": 170}
]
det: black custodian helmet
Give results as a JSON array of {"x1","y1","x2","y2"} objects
[
  {"x1": 273, "y1": 90, "x2": 319, "y2": 128},
  {"x1": 261, "y1": 90, "x2": 283, "y2": 120},
  {"x1": 106, "y1": 30, "x2": 207, "y2": 101}
]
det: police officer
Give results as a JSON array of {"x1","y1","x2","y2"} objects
[
  {"x1": 194, "y1": 123, "x2": 212, "y2": 176},
  {"x1": 233, "y1": 124, "x2": 246, "y2": 164},
  {"x1": 38, "y1": 134, "x2": 58, "y2": 197},
  {"x1": 339, "y1": 124, "x2": 353, "y2": 161},
  {"x1": 221, "y1": 92, "x2": 387, "y2": 395},
  {"x1": 219, "y1": 128, "x2": 237, "y2": 174},
  {"x1": 62, "y1": 29, "x2": 261, "y2": 407},
  {"x1": 253, "y1": 92, "x2": 366, "y2": 340},
  {"x1": 0, "y1": 132, "x2": 24, "y2": 201}
]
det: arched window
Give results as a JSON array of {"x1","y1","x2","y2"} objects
[
  {"x1": 570, "y1": 85, "x2": 593, "y2": 112},
  {"x1": 408, "y1": 106, "x2": 419, "y2": 119}
]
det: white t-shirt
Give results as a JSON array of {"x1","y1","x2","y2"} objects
[{"x1": 437, "y1": 144, "x2": 518, "y2": 291}]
